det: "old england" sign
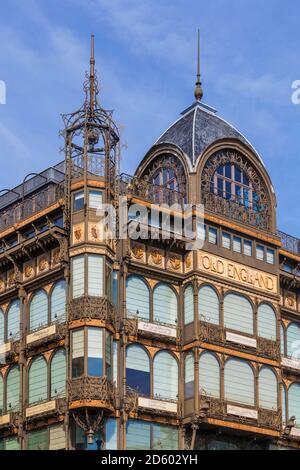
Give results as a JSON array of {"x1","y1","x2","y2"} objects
[{"x1": 198, "y1": 252, "x2": 278, "y2": 295}]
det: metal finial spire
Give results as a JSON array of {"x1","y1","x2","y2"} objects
[
  {"x1": 194, "y1": 30, "x2": 203, "y2": 101},
  {"x1": 89, "y1": 34, "x2": 96, "y2": 110}
]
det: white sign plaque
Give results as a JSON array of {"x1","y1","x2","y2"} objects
[
  {"x1": 26, "y1": 325, "x2": 56, "y2": 345},
  {"x1": 227, "y1": 405, "x2": 258, "y2": 420},
  {"x1": 26, "y1": 400, "x2": 56, "y2": 418},
  {"x1": 138, "y1": 397, "x2": 177, "y2": 413},
  {"x1": 138, "y1": 321, "x2": 177, "y2": 338},
  {"x1": 226, "y1": 332, "x2": 257, "y2": 349}
]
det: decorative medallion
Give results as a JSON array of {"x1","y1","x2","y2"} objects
[
  {"x1": 73, "y1": 224, "x2": 84, "y2": 244},
  {"x1": 0, "y1": 278, "x2": 5, "y2": 292},
  {"x1": 90, "y1": 225, "x2": 99, "y2": 241},
  {"x1": 74, "y1": 227, "x2": 82, "y2": 241},
  {"x1": 38, "y1": 257, "x2": 49, "y2": 272},
  {"x1": 186, "y1": 253, "x2": 192, "y2": 270},
  {"x1": 52, "y1": 248, "x2": 60, "y2": 266},
  {"x1": 286, "y1": 295, "x2": 296, "y2": 308},
  {"x1": 132, "y1": 245, "x2": 144, "y2": 260},
  {"x1": 24, "y1": 265, "x2": 34, "y2": 279},
  {"x1": 169, "y1": 256, "x2": 181, "y2": 271},
  {"x1": 7, "y1": 271, "x2": 15, "y2": 287},
  {"x1": 151, "y1": 250, "x2": 163, "y2": 266}
]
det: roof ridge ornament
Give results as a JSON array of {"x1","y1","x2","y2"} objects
[{"x1": 194, "y1": 29, "x2": 203, "y2": 102}]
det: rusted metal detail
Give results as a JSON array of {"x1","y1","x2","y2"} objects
[
  {"x1": 258, "y1": 409, "x2": 282, "y2": 431},
  {"x1": 199, "y1": 396, "x2": 227, "y2": 420},
  {"x1": 122, "y1": 318, "x2": 139, "y2": 337},
  {"x1": 257, "y1": 337, "x2": 281, "y2": 361},
  {"x1": 68, "y1": 296, "x2": 115, "y2": 324},
  {"x1": 124, "y1": 388, "x2": 139, "y2": 415},
  {"x1": 199, "y1": 320, "x2": 225, "y2": 346},
  {"x1": 68, "y1": 377, "x2": 115, "y2": 406}
]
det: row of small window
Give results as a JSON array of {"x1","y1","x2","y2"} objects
[
  {"x1": 0, "y1": 280, "x2": 66, "y2": 342},
  {"x1": 185, "y1": 352, "x2": 278, "y2": 410},
  {"x1": 0, "y1": 215, "x2": 64, "y2": 251},
  {"x1": 184, "y1": 284, "x2": 277, "y2": 340},
  {"x1": 0, "y1": 425, "x2": 65, "y2": 451},
  {"x1": 201, "y1": 224, "x2": 276, "y2": 264},
  {"x1": 0, "y1": 350, "x2": 66, "y2": 414},
  {"x1": 73, "y1": 190, "x2": 103, "y2": 212}
]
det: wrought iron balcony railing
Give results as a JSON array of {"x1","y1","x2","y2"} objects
[
  {"x1": 279, "y1": 231, "x2": 300, "y2": 257},
  {"x1": 120, "y1": 174, "x2": 186, "y2": 207},
  {"x1": 68, "y1": 376, "x2": 115, "y2": 406},
  {"x1": 68, "y1": 296, "x2": 115, "y2": 324},
  {"x1": 0, "y1": 184, "x2": 64, "y2": 232}
]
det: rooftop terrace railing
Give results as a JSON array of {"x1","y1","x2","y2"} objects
[
  {"x1": 0, "y1": 183, "x2": 64, "y2": 232},
  {"x1": 278, "y1": 231, "x2": 300, "y2": 257}
]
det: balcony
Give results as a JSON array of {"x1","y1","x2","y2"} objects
[
  {"x1": 199, "y1": 396, "x2": 282, "y2": 432},
  {"x1": 120, "y1": 174, "x2": 186, "y2": 207},
  {"x1": 279, "y1": 231, "x2": 300, "y2": 257},
  {"x1": 68, "y1": 296, "x2": 115, "y2": 324},
  {"x1": 25, "y1": 321, "x2": 67, "y2": 352},
  {"x1": 68, "y1": 377, "x2": 115, "y2": 409},
  {"x1": 0, "y1": 183, "x2": 64, "y2": 232}
]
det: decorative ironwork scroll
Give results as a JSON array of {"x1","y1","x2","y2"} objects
[
  {"x1": 68, "y1": 376, "x2": 115, "y2": 406},
  {"x1": 68, "y1": 296, "x2": 115, "y2": 324}
]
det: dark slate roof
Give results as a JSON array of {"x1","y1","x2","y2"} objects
[{"x1": 155, "y1": 101, "x2": 262, "y2": 168}]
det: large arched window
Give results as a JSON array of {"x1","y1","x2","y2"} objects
[
  {"x1": 259, "y1": 367, "x2": 278, "y2": 410},
  {"x1": 126, "y1": 345, "x2": 150, "y2": 397},
  {"x1": 257, "y1": 304, "x2": 276, "y2": 340},
  {"x1": 51, "y1": 350, "x2": 66, "y2": 399},
  {"x1": 199, "y1": 353, "x2": 220, "y2": 399},
  {"x1": 51, "y1": 280, "x2": 66, "y2": 323},
  {"x1": 224, "y1": 359, "x2": 254, "y2": 406},
  {"x1": 199, "y1": 286, "x2": 219, "y2": 325},
  {"x1": 282, "y1": 385, "x2": 287, "y2": 425},
  {"x1": 153, "y1": 284, "x2": 177, "y2": 325},
  {"x1": 224, "y1": 294, "x2": 253, "y2": 335},
  {"x1": 6, "y1": 366, "x2": 20, "y2": 412},
  {"x1": 126, "y1": 276, "x2": 150, "y2": 321},
  {"x1": 184, "y1": 286, "x2": 194, "y2": 326},
  {"x1": 201, "y1": 149, "x2": 271, "y2": 231},
  {"x1": 0, "y1": 309, "x2": 4, "y2": 344},
  {"x1": 153, "y1": 351, "x2": 178, "y2": 401},
  {"x1": 280, "y1": 323, "x2": 285, "y2": 356},
  {"x1": 7, "y1": 300, "x2": 20, "y2": 341},
  {"x1": 0, "y1": 373, "x2": 3, "y2": 414},
  {"x1": 287, "y1": 323, "x2": 300, "y2": 359},
  {"x1": 28, "y1": 356, "x2": 48, "y2": 405},
  {"x1": 30, "y1": 290, "x2": 48, "y2": 331},
  {"x1": 184, "y1": 353, "x2": 194, "y2": 399},
  {"x1": 288, "y1": 383, "x2": 300, "y2": 426}
]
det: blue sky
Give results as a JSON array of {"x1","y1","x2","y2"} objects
[{"x1": 0, "y1": 0, "x2": 299, "y2": 235}]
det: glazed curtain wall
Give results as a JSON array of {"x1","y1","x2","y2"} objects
[
  {"x1": 72, "y1": 254, "x2": 104, "y2": 299},
  {"x1": 126, "y1": 420, "x2": 178, "y2": 450},
  {"x1": 126, "y1": 275, "x2": 178, "y2": 325}
]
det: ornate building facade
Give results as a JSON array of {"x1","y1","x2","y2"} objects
[{"x1": 0, "y1": 36, "x2": 299, "y2": 451}]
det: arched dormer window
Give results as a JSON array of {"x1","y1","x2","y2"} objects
[{"x1": 201, "y1": 149, "x2": 271, "y2": 231}]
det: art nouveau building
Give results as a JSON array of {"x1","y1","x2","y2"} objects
[{"x1": 0, "y1": 37, "x2": 300, "y2": 451}]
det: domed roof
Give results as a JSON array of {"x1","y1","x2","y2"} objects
[{"x1": 155, "y1": 101, "x2": 263, "y2": 169}]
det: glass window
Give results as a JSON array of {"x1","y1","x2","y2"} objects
[
  {"x1": 197, "y1": 223, "x2": 206, "y2": 242},
  {"x1": 153, "y1": 284, "x2": 178, "y2": 325},
  {"x1": 288, "y1": 383, "x2": 300, "y2": 427},
  {"x1": 266, "y1": 248, "x2": 275, "y2": 265},
  {"x1": 126, "y1": 345, "x2": 150, "y2": 397},
  {"x1": 105, "y1": 419, "x2": 117, "y2": 450},
  {"x1": 28, "y1": 356, "x2": 48, "y2": 405},
  {"x1": 72, "y1": 255, "x2": 85, "y2": 299},
  {"x1": 73, "y1": 191, "x2": 84, "y2": 211},
  {"x1": 0, "y1": 374, "x2": 3, "y2": 414},
  {"x1": 208, "y1": 227, "x2": 217, "y2": 245},
  {"x1": 184, "y1": 285, "x2": 194, "y2": 326},
  {"x1": 126, "y1": 276, "x2": 150, "y2": 320},
  {"x1": 0, "y1": 309, "x2": 3, "y2": 344},
  {"x1": 280, "y1": 324, "x2": 285, "y2": 356},
  {"x1": 258, "y1": 304, "x2": 276, "y2": 340},
  {"x1": 72, "y1": 329, "x2": 84, "y2": 378},
  {"x1": 89, "y1": 190, "x2": 103, "y2": 210},
  {"x1": 199, "y1": 286, "x2": 219, "y2": 325},
  {"x1": 88, "y1": 328, "x2": 103, "y2": 377},
  {"x1": 126, "y1": 420, "x2": 178, "y2": 450},
  {"x1": 256, "y1": 244, "x2": 265, "y2": 261},
  {"x1": 49, "y1": 425, "x2": 66, "y2": 451},
  {"x1": 287, "y1": 323, "x2": 300, "y2": 358},
  {"x1": 2, "y1": 437, "x2": 20, "y2": 450},
  {"x1": 243, "y1": 240, "x2": 252, "y2": 257},
  {"x1": 51, "y1": 349, "x2": 66, "y2": 399},
  {"x1": 105, "y1": 332, "x2": 112, "y2": 381},
  {"x1": 113, "y1": 341, "x2": 118, "y2": 385},
  {"x1": 152, "y1": 423, "x2": 178, "y2": 450},
  {"x1": 51, "y1": 280, "x2": 66, "y2": 323},
  {"x1": 6, "y1": 366, "x2": 20, "y2": 412},
  {"x1": 199, "y1": 353, "x2": 220, "y2": 398},
  {"x1": 28, "y1": 429, "x2": 48, "y2": 450},
  {"x1": 222, "y1": 232, "x2": 231, "y2": 249},
  {"x1": 259, "y1": 368, "x2": 278, "y2": 410},
  {"x1": 185, "y1": 353, "x2": 194, "y2": 399},
  {"x1": 224, "y1": 294, "x2": 253, "y2": 335},
  {"x1": 225, "y1": 359, "x2": 254, "y2": 406},
  {"x1": 30, "y1": 291, "x2": 48, "y2": 331},
  {"x1": 88, "y1": 255, "x2": 104, "y2": 297},
  {"x1": 233, "y1": 236, "x2": 242, "y2": 253},
  {"x1": 7, "y1": 300, "x2": 20, "y2": 341},
  {"x1": 153, "y1": 351, "x2": 178, "y2": 401}
]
